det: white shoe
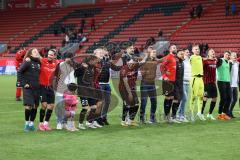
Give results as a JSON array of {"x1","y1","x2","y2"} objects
[
  {"x1": 207, "y1": 114, "x2": 216, "y2": 120},
  {"x1": 171, "y1": 117, "x2": 181, "y2": 123},
  {"x1": 121, "y1": 121, "x2": 128, "y2": 126},
  {"x1": 78, "y1": 123, "x2": 86, "y2": 130},
  {"x1": 180, "y1": 116, "x2": 189, "y2": 123},
  {"x1": 190, "y1": 112, "x2": 195, "y2": 122},
  {"x1": 56, "y1": 123, "x2": 63, "y2": 130},
  {"x1": 196, "y1": 113, "x2": 206, "y2": 121},
  {"x1": 66, "y1": 121, "x2": 73, "y2": 131},
  {"x1": 86, "y1": 121, "x2": 97, "y2": 129},
  {"x1": 62, "y1": 123, "x2": 67, "y2": 130},
  {"x1": 92, "y1": 121, "x2": 103, "y2": 128}
]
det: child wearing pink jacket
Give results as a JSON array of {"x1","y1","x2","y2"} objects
[{"x1": 63, "y1": 83, "x2": 79, "y2": 131}]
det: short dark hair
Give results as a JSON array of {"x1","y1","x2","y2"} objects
[{"x1": 67, "y1": 83, "x2": 78, "y2": 92}]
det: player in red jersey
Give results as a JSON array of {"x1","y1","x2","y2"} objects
[
  {"x1": 160, "y1": 44, "x2": 177, "y2": 122},
  {"x1": 119, "y1": 49, "x2": 149, "y2": 127},
  {"x1": 201, "y1": 49, "x2": 217, "y2": 120},
  {"x1": 38, "y1": 49, "x2": 61, "y2": 131},
  {"x1": 15, "y1": 48, "x2": 27, "y2": 101}
]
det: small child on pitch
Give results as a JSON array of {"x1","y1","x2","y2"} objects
[{"x1": 63, "y1": 83, "x2": 79, "y2": 132}]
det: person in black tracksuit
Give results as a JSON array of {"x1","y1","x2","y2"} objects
[
  {"x1": 17, "y1": 48, "x2": 41, "y2": 132},
  {"x1": 98, "y1": 51, "x2": 122, "y2": 125},
  {"x1": 171, "y1": 50, "x2": 184, "y2": 123}
]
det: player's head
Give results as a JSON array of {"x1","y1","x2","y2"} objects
[
  {"x1": 126, "y1": 45, "x2": 134, "y2": 55},
  {"x1": 47, "y1": 49, "x2": 57, "y2": 61},
  {"x1": 183, "y1": 48, "x2": 190, "y2": 58},
  {"x1": 177, "y1": 49, "x2": 185, "y2": 60},
  {"x1": 25, "y1": 48, "x2": 40, "y2": 60},
  {"x1": 207, "y1": 48, "x2": 215, "y2": 59},
  {"x1": 67, "y1": 83, "x2": 78, "y2": 92},
  {"x1": 86, "y1": 55, "x2": 99, "y2": 67},
  {"x1": 64, "y1": 52, "x2": 74, "y2": 64},
  {"x1": 169, "y1": 44, "x2": 177, "y2": 54},
  {"x1": 94, "y1": 48, "x2": 105, "y2": 59},
  {"x1": 146, "y1": 45, "x2": 157, "y2": 59},
  {"x1": 192, "y1": 45, "x2": 200, "y2": 55},
  {"x1": 223, "y1": 51, "x2": 231, "y2": 60},
  {"x1": 230, "y1": 52, "x2": 237, "y2": 61}
]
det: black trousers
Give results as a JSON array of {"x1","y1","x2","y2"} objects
[{"x1": 217, "y1": 81, "x2": 231, "y2": 114}]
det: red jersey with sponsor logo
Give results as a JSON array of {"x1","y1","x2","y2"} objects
[
  {"x1": 39, "y1": 58, "x2": 60, "y2": 86},
  {"x1": 15, "y1": 49, "x2": 27, "y2": 70},
  {"x1": 119, "y1": 63, "x2": 140, "y2": 91},
  {"x1": 203, "y1": 59, "x2": 217, "y2": 84},
  {"x1": 160, "y1": 53, "x2": 176, "y2": 82}
]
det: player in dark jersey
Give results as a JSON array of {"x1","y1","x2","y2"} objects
[
  {"x1": 120, "y1": 51, "x2": 149, "y2": 126},
  {"x1": 75, "y1": 55, "x2": 102, "y2": 129},
  {"x1": 170, "y1": 49, "x2": 185, "y2": 123},
  {"x1": 201, "y1": 49, "x2": 217, "y2": 120}
]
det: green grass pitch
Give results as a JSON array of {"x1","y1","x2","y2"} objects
[{"x1": 0, "y1": 76, "x2": 240, "y2": 160}]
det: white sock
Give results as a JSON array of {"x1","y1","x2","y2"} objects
[
  {"x1": 29, "y1": 121, "x2": 34, "y2": 126},
  {"x1": 25, "y1": 121, "x2": 29, "y2": 125},
  {"x1": 44, "y1": 121, "x2": 48, "y2": 125}
]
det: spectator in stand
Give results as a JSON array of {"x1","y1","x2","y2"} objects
[
  {"x1": 196, "y1": 3, "x2": 203, "y2": 18},
  {"x1": 90, "y1": 18, "x2": 96, "y2": 31},
  {"x1": 65, "y1": 32, "x2": 70, "y2": 44},
  {"x1": 54, "y1": 27, "x2": 58, "y2": 36},
  {"x1": 61, "y1": 24, "x2": 66, "y2": 34},
  {"x1": 145, "y1": 37, "x2": 156, "y2": 47},
  {"x1": 225, "y1": 1, "x2": 230, "y2": 16},
  {"x1": 157, "y1": 29, "x2": 165, "y2": 41},
  {"x1": 232, "y1": 2, "x2": 237, "y2": 15},
  {"x1": 80, "y1": 18, "x2": 85, "y2": 33},
  {"x1": 190, "y1": 7, "x2": 195, "y2": 18}
]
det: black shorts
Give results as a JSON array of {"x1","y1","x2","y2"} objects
[
  {"x1": 78, "y1": 85, "x2": 103, "y2": 101},
  {"x1": 173, "y1": 82, "x2": 183, "y2": 101},
  {"x1": 162, "y1": 80, "x2": 175, "y2": 96},
  {"x1": 204, "y1": 83, "x2": 218, "y2": 98},
  {"x1": 23, "y1": 88, "x2": 40, "y2": 107},
  {"x1": 80, "y1": 97, "x2": 97, "y2": 107},
  {"x1": 120, "y1": 89, "x2": 139, "y2": 106},
  {"x1": 40, "y1": 86, "x2": 55, "y2": 104}
]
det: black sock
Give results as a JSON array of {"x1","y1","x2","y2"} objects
[
  {"x1": 209, "y1": 101, "x2": 216, "y2": 114},
  {"x1": 30, "y1": 108, "x2": 37, "y2": 122},
  {"x1": 130, "y1": 105, "x2": 139, "y2": 120},
  {"x1": 122, "y1": 105, "x2": 129, "y2": 121},
  {"x1": 45, "y1": 109, "x2": 53, "y2": 122},
  {"x1": 171, "y1": 102, "x2": 180, "y2": 118},
  {"x1": 164, "y1": 99, "x2": 172, "y2": 116},
  {"x1": 39, "y1": 109, "x2": 46, "y2": 123},
  {"x1": 79, "y1": 109, "x2": 87, "y2": 124},
  {"x1": 201, "y1": 101, "x2": 207, "y2": 114},
  {"x1": 25, "y1": 108, "x2": 31, "y2": 121}
]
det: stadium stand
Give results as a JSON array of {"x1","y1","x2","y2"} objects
[
  {"x1": 0, "y1": 0, "x2": 240, "y2": 58},
  {"x1": 171, "y1": 0, "x2": 240, "y2": 53}
]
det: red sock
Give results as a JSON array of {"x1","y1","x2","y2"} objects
[{"x1": 16, "y1": 87, "x2": 22, "y2": 98}]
